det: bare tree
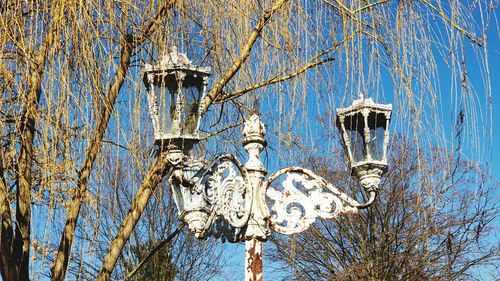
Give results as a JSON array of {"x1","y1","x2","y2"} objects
[
  {"x1": 268, "y1": 136, "x2": 499, "y2": 281},
  {"x1": 71, "y1": 150, "x2": 227, "y2": 280},
  {"x1": 0, "y1": 0, "x2": 496, "y2": 280}
]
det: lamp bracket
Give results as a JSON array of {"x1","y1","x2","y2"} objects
[
  {"x1": 177, "y1": 154, "x2": 252, "y2": 241},
  {"x1": 168, "y1": 113, "x2": 385, "y2": 241},
  {"x1": 264, "y1": 167, "x2": 379, "y2": 235}
]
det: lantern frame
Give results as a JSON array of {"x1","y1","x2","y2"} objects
[
  {"x1": 336, "y1": 97, "x2": 392, "y2": 183},
  {"x1": 143, "y1": 46, "x2": 211, "y2": 153}
]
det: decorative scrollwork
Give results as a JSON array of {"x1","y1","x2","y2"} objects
[
  {"x1": 264, "y1": 167, "x2": 360, "y2": 235},
  {"x1": 203, "y1": 157, "x2": 250, "y2": 228},
  {"x1": 180, "y1": 154, "x2": 251, "y2": 241}
]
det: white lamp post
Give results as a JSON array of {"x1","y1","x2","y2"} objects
[{"x1": 143, "y1": 49, "x2": 392, "y2": 281}]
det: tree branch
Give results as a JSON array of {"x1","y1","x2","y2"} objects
[
  {"x1": 51, "y1": 1, "x2": 177, "y2": 280},
  {"x1": 125, "y1": 222, "x2": 185, "y2": 280},
  {"x1": 421, "y1": 0, "x2": 483, "y2": 46},
  {"x1": 323, "y1": 0, "x2": 389, "y2": 15},
  {"x1": 51, "y1": 35, "x2": 134, "y2": 281},
  {"x1": 96, "y1": 155, "x2": 173, "y2": 281},
  {"x1": 7, "y1": 1, "x2": 73, "y2": 280},
  {"x1": 199, "y1": 121, "x2": 245, "y2": 140},
  {"x1": 201, "y1": 0, "x2": 289, "y2": 113},
  {"x1": 216, "y1": 57, "x2": 334, "y2": 103},
  {"x1": 213, "y1": 31, "x2": 359, "y2": 104}
]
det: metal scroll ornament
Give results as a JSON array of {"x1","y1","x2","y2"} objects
[
  {"x1": 205, "y1": 159, "x2": 249, "y2": 228},
  {"x1": 178, "y1": 154, "x2": 251, "y2": 241},
  {"x1": 264, "y1": 168, "x2": 359, "y2": 235}
]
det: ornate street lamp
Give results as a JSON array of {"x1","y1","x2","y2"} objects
[{"x1": 143, "y1": 50, "x2": 392, "y2": 280}]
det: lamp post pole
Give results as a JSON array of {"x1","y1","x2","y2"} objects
[
  {"x1": 245, "y1": 239, "x2": 263, "y2": 281},
  {"x1": 242, "y1": 114, "x2": 268, "y2": 281}
]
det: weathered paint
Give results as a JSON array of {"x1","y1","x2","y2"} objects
[{"x1": 245, "y1": 238, "x2": 263, "y2": 281}]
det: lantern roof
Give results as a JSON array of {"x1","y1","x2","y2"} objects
[
  {"x1": 336, "y1": 97, "x2": 392, "y2": 117},
  {"x1": 144, "y1": 46, "x2": 211, "y2": 75}
]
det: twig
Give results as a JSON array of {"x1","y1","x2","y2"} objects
[
  {"x1": 421, "y1": 0, "x2": 483, "y2": 46},
  {"x1": 201, "y1": 0, "x2": 289, "y2": 113},
  {"x1": 214, "y1": 31, "x2": 359, "y2": 103},
  {"x1": 200, "y1": 121, "x2": 245, "y2": 140},
  {"x1": 125, "y1": 223, "x2": 186, "y2": 280}
]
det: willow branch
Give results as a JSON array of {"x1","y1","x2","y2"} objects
[
  {"x1": 125, "y1": 223, "x2": 186, "y2": 280},
  {"x1": 215, "y1": 57, "x2": 334, "y2": 103},
  {"x1": 0, "y1": 150, "x2": 15, "y2": 281},
  {"x1": 323, "y1": 0, "x2": 389, "y2": 15},
  {"x1": 96, "y1": 156, "x2": 173, "y2": 281},
  {"x1": 362, "y1": 30, "x2": 419, "y2": 124},
  {"x1": 321, "y1": 0, "x2": 388, "y2": 29},
  {"x1": 201, "y1": 0, "x2": 289, "y2": 113},
  {"x1": 214, "y1": 31, "x2": 358, "y2": 103},
  {"x1": 51, "y1": 1, "x2": 177, "y2": 280},
  {"x1": 421, "y1": 0, "x2": 483, "y2": 46},
  {"x1": 199, "y1": 121, "x2": 245, "y2": 140},
  {"x1": 133, "y1": 0, "x2": 177, "y2": 44},
  {"x1": 7, "y1": 1, "x2": 74, "y2": 281},
  {"x1": 51, "y1": 33, "x2": 134, "y2": 281}
]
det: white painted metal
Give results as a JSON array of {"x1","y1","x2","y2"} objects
[
  {"x1": 166, "y1": 111, "x2": 391, "y2": 240},
  {"x1": 150, "y1": 98, "x2": 391, "y2": 279},
  {"x1": 143, "y1": 46, "x2": 210, "y2": 142}
]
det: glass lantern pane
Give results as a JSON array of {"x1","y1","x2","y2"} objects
[
  {"x1": 367, "y1": 112, "x2": 387, "y2": 161},
  {"x1": 179, "y1": 162, "x2": 208, "y2": 212},
  {"x1": 180, "y1": 75, "x2": 203, "y2": 135},
  {"x1": 369, "y1": 126, "x2": 386, "y2": 161},
  {"x1": 157, "y1": 74, "x2": 178, "y2": 136},
  {"x1": 344, "y1": 114, "x2": 366, "y2": 164}
]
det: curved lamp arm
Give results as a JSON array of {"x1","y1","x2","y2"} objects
[{"x1": 263, "y1": 167, "x2": 379, "y2": 235}]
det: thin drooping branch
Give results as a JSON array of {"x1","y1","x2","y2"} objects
[
  {"x1": 50, "y1": 35, "x2": 134, "y2": 281},
  {"x1": 215, "y1": 57, "x2": 335, "y2": 103},
  {"x1": 201, "y1": 0, "x2": 289, "y2": 113},
  {"x1": 96, "y1": 156, "x2": 173, "y2": 281},
  {"x1": 421, "y1": 0, "x2": 483, "y2": 46},
  {"x1": 6, "y1": 1, "x2": 73, "y2": 280},
  {"x1": 51, "y1": 1, "x2": 177, "y2": 280},
  {"x1": 133, "y1": 0, "x2": 176, "y2": 44},
  {"x1": 322, "y1": 0, "x2": 390, "y2": 15},
  {"x1": 200, "y1": 121, "x2": 245, "y2": 140},
  {"x1": 321, "y1": 0, "x2": 386, "y2": 28},
  {"x1": 13, "y1": 69, "x2": 41, "y2": 281},
  {"x1": 363, "y1": 30, "x2": 418, "y2": 115},
  {"x1": 214, "y1": 31, "x2": 359, "y2": 104}
]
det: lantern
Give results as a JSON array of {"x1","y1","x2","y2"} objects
[
  {"x1": 336, "y1": 97, "x2": 392, "y2": 184},
  {"x1": 170, "y1": 159, "x2": 212, "y2": 237},
  {"x1": 143, "y1": 46, "x2": 210, "y2": 154}
]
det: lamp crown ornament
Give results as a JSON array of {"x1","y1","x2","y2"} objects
[
  {"x1": 243, "y1": 114, "x2": 266, "y2": 139},
  {"x1": 159, "y1": 46, "x2": 192, "y2": 68}
]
